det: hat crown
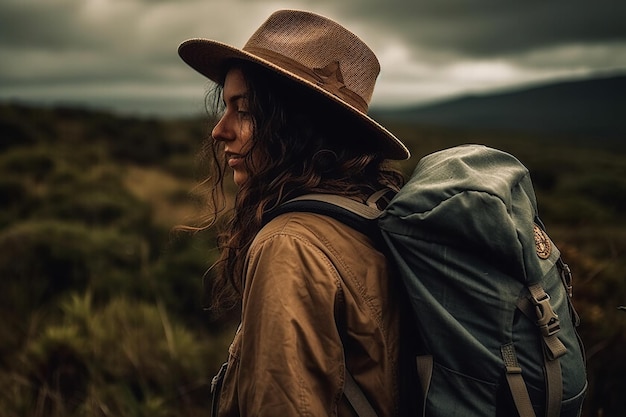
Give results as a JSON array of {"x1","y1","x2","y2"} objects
[{"x1": 243, "y1": 10, "x2": 380, "y2": 112}]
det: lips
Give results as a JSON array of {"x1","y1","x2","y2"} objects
[{"x1": 225, "y1": 152, "x2": 243, "y2": 168}]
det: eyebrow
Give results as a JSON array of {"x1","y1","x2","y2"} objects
[{"x1": 223, "y1": 93, "x2": 248, "y2": 106}]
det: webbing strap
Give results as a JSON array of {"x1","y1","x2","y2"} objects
[
  {"x1": 416, "y1": 355, "x2": 433, "y2": 399},
  {"x1": 344, "y1": 371, "x2": 378, "y2": 417},
  {"x1": 544, "y1": 348, "x2": 563, "y2": 417},
  {"x1": 516, "y1": 297, "x2": 567, "y2": 360},
  {"x1": 519, "y1": 284, "x2": 565, "y2": 417},
  {"x1": 501, "y1": 344, "x2": 537, "y2": 417},
  {"x1": 210, "y1": 362, "x2": 228, "y2": 417},
  {"x1": 284, "y1": 194, "x2": 382, "y2": 219},
  {"x1": 415, "y1": 355, "x2": 433, "y2": 416}
]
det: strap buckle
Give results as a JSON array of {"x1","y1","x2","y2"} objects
[{"x1": 531, "y1": 293, "x2": 561, "y2": 337}]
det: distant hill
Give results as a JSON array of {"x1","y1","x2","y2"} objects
[{"x1": 372, "y1": 74, "x2": 626, "y2": 139}]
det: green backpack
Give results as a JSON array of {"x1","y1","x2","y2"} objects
[{"x1": 272, "y1": 144, "x2": 587, "y2": 417}]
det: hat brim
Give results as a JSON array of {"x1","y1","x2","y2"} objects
[{"x1": 178, "y1": 38, "x2": 410, "y2": 160}]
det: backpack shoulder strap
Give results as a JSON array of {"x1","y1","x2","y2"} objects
[
  {"x1": 263, "y1": 194, "x2": 383, "y2": 240},
  {"x1": 284, "y1": 193, "x2": 383, "y2": 219},
  {"x1": 344, "y1": 371, "x2": 379, "y2": 417}
]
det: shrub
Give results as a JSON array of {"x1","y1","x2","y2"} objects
[
  {"x1": 0, "y1": 221, "x2": 145, "y2": 317},
  {"x1": 0, "y1": 146, "x2": 55, "y2": 181},
  {"x1": 6, "y1": 293, "x2": 224, "y2": 417}
]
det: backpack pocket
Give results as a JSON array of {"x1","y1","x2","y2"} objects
[
  {"x1": 560, "y1": 382, "x2": 587, "y2": 417},
  {"x1": 419, "y1": 357, "x2": 498, "y2": 417}
]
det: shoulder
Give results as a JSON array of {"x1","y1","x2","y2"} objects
[
  {"x1": 252, "y1": 211, "x2": 375, "y2": 254},
  {"x1": 247, "y1": 211, "x2": 387, "y2": 283}
]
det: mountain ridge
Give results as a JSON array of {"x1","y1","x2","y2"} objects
[{"x1": 372, "y1": 73, "x2": 626, "y2": 139}]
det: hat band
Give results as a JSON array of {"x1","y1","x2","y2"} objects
[{"x1": 244, "y1": 46, "x2": 369, "y2": 113}]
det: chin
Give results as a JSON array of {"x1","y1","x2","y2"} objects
[{"x1": 233, "y1": 172, "x2": 248, "y2": 187}]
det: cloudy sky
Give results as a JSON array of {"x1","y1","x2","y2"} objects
[{"x1": 1, "y1": 0, "x2": 625, "y2": 117}]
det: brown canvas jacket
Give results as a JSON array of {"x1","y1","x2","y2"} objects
[{"x1": 213, "y1": 211, "x2": 405, "y2": 417}]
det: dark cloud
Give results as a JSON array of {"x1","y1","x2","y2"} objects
[
  {"x1": 338, "y1": 0, "x2": 626, "y2": 56},
  {"x1": 1, "y1": 0, "x2": 625, "y2": 115},
  {"x1": 0, "y1": 1, "x2": 106, "y2": 50}
]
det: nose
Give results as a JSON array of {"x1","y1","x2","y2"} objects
[{"x1": 211, "y1": 113, "x2": 233, "y2": 142}]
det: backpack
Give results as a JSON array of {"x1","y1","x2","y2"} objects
[{"x1": 269, "y1": 144, "x2": 587, "y2": 417}]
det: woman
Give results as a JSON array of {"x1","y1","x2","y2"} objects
[{"x1": 178, "y1": 9, "x2": 412, "y2": 416}]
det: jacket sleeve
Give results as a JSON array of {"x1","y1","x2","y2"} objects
[{"x1": 237, "y1": 230, "x2": 346, "y2": 416}]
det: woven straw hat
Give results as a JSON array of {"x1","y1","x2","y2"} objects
[{"x1": 178, "y1": 9, "x2": 410, "y2": 160}]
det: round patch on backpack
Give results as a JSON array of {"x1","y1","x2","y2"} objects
[{"x1": 533, "y1": 225, "x2": 551, "y2": 259}]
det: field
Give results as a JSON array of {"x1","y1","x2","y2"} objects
[{"x1": 1, "y1": 103, "x2": 624, "y2": 416}]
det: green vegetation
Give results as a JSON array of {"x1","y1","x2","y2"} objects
[
  {"x1": 0, "y1": 103, "x2": 230, "y2": 417},
  {"x1": 1, "y1": 102, "x2": 624, "y2": 416}
]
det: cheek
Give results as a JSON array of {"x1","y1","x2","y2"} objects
[
  {"x1": 239, "y1": 121, "x2": 254, "y2": 150},
  {"x1": 243, "y1": 120, "x2": 254, "y2": 141}
]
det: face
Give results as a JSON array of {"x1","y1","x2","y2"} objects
[{"x1": 212, "y1": 67, "x2": 254, "y2": 186}]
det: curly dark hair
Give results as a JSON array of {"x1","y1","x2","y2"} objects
[{"x1": 196, "y1": 60, "x2": 405, "y2": 313}]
